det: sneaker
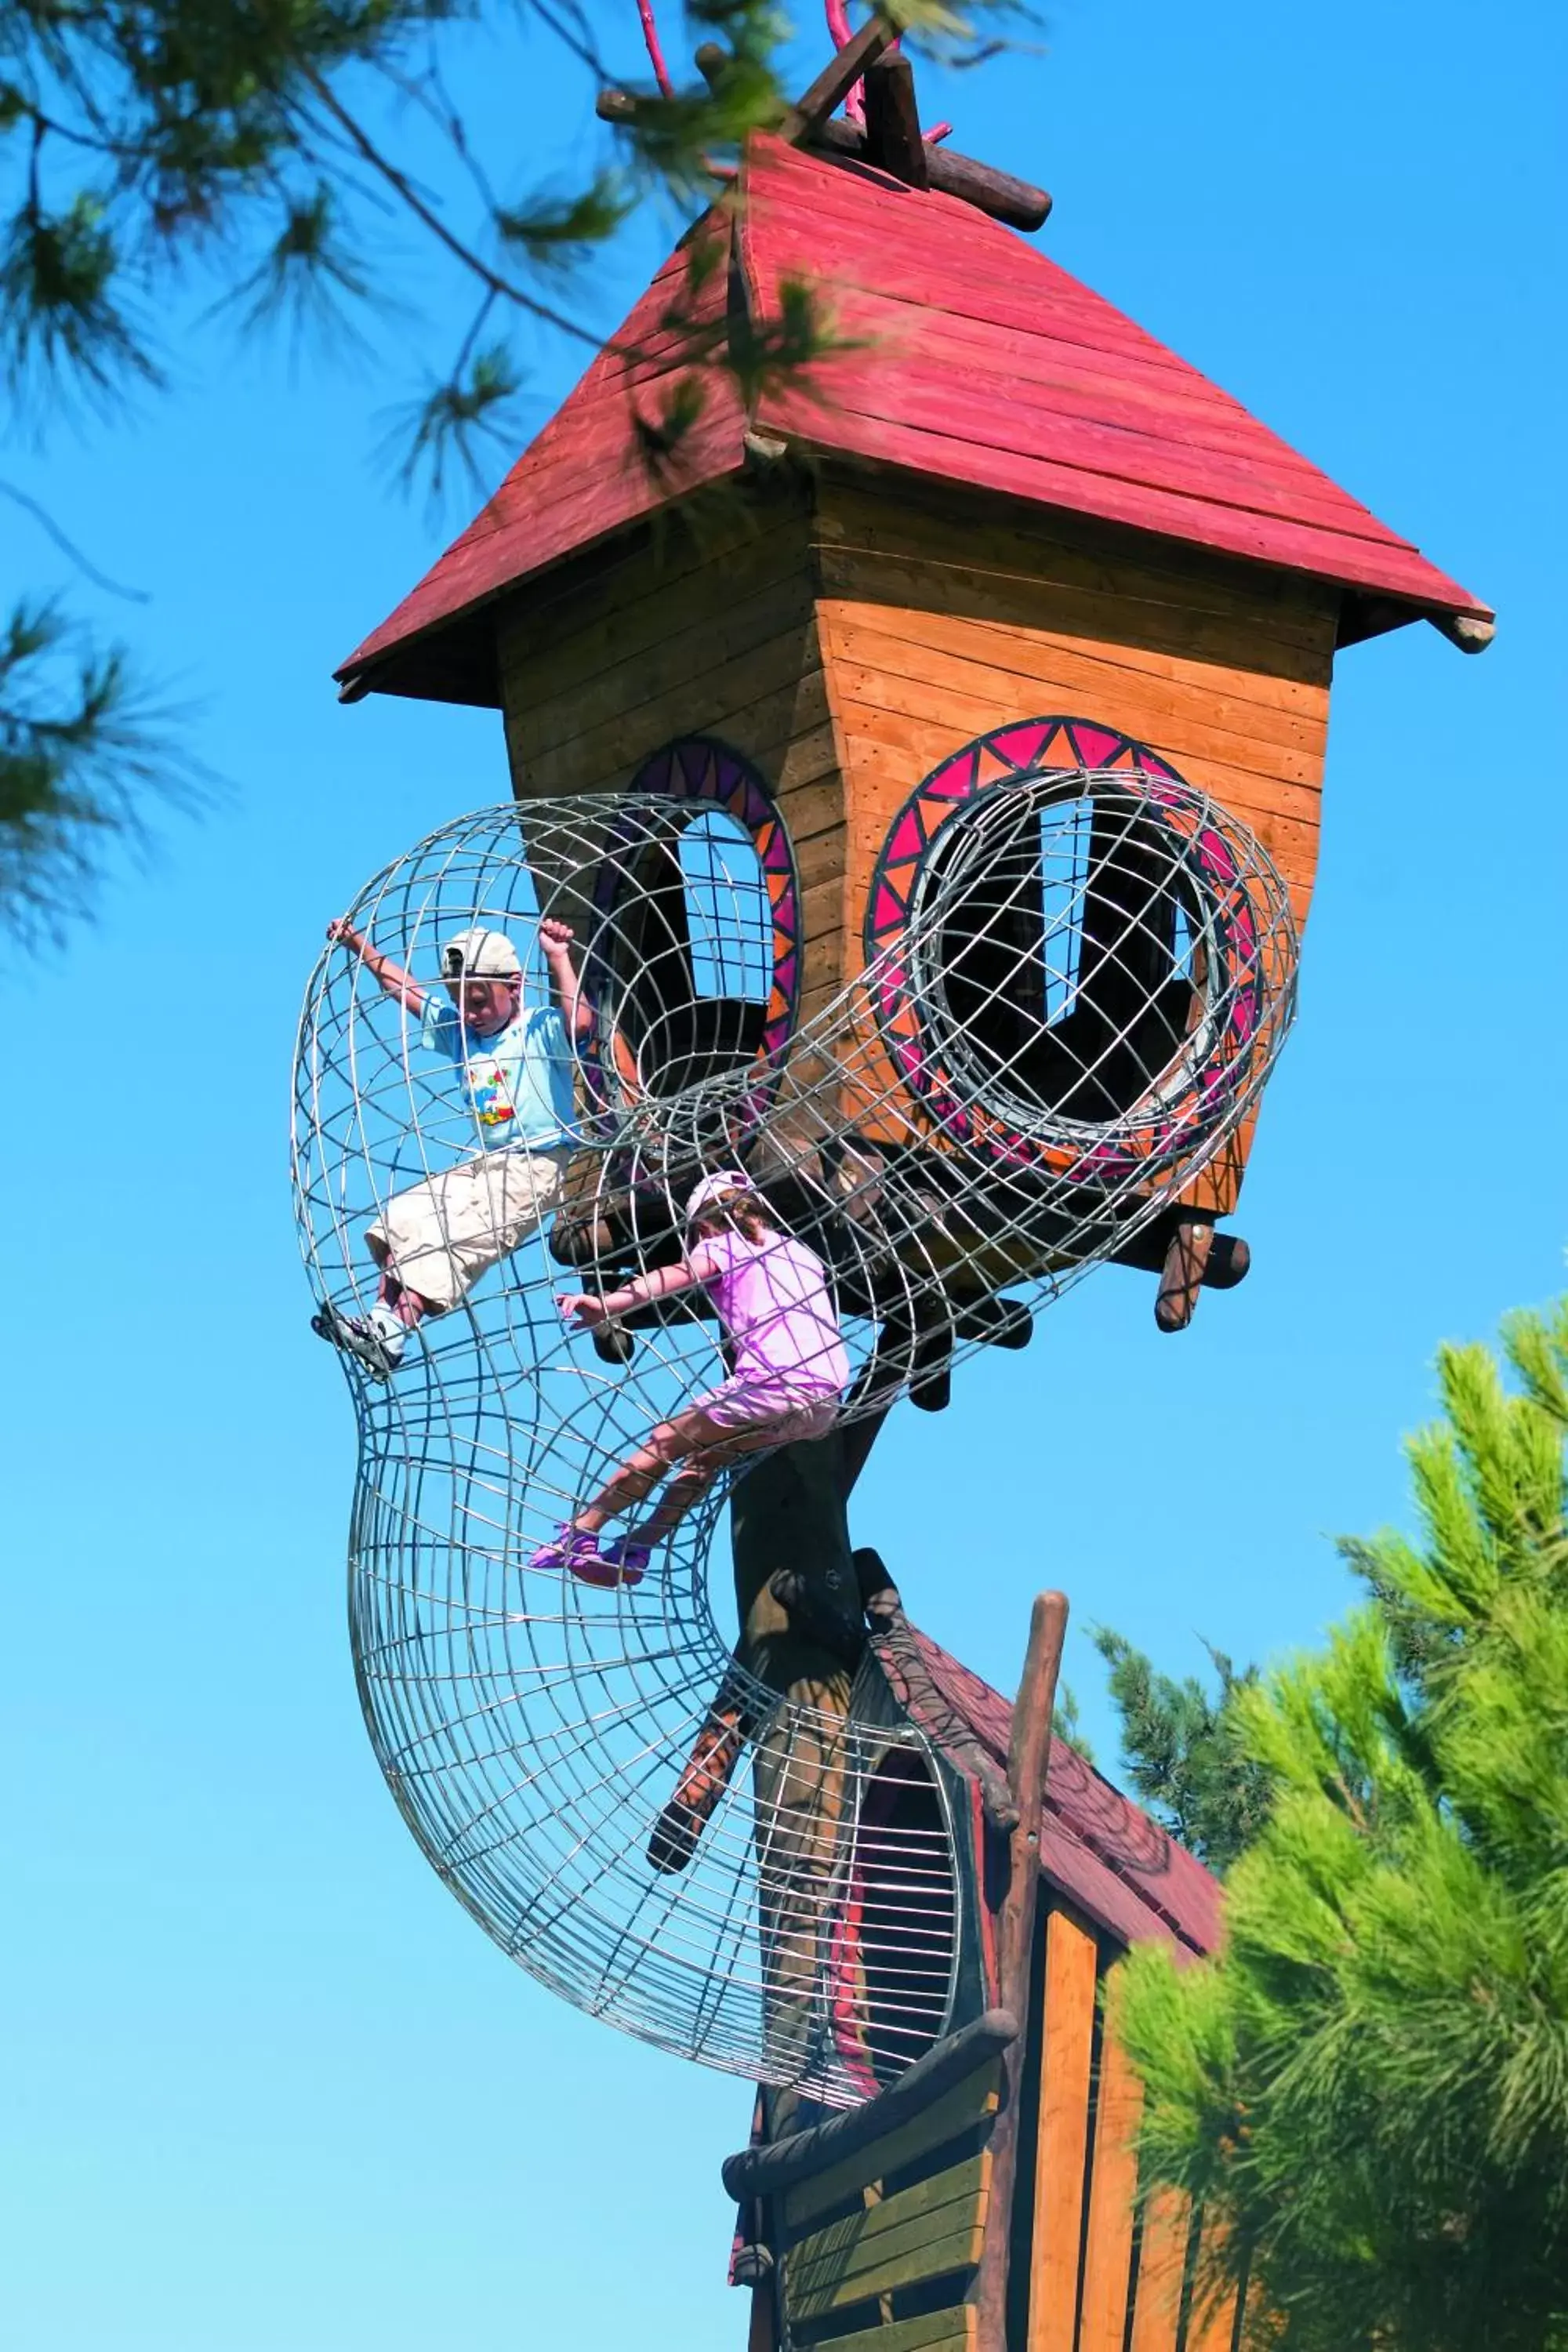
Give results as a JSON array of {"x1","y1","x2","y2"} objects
[
  {"x1": 529, "y1": 1524, "x2": 601, "y2": 1575},
  {"x1": 311, "y1": 1301, "x2": 405, "y2": 1381},
  {"x1": 528, "y1": 1525, "x2": 646, "y2": 1588},
  {"x1": 597, "y1": 1534, "x2": 652, "y2": 1583}
]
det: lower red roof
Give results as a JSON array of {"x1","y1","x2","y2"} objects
[{"x1": 909, "y1": 1627, "x2": 1222, "y2": 1959}]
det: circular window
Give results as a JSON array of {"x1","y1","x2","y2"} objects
[{"x1": 865, "y1": 717, "x2": 1296, "y2": 1186}]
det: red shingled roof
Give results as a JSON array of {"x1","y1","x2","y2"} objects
[
  {"x1": 908, "y1": 1626, "x2": 1222, "y2": 1959},
  {"x1": 338, "y1": 132, "x2": 1489, "y2": 698},
  {"x1": 339, "y1": 227, "x2": 746, "y2": 699}
]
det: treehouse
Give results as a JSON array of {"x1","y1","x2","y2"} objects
[
  {"x1": 336, "y1": 92, "x2": 1491, "y2": 1349},
  {"x1": 320, "y1": 45, "x2": 1493, "y2": 2351}
]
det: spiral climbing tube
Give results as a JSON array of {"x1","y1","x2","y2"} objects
[{"x1": 292, "y1": 763, "x2": 1296, "y2": 2103}]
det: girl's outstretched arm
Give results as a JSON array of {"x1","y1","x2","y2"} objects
[{"x1": 559, "y1": 1259, "x2": 702, "y2": 1327}]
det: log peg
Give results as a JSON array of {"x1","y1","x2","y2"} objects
[
  {"x1": 954, "y1": 1294, "x2": 1033, "y2": 1352},
  {"x1": 806, "y1": 116, "x2": 1052, "y2": 230},
  {"x1": 1155, "y1": 1217, "x2": 1215, "y2": 1332},
  {"x1": 851, "y1": 1544, "x2": 901, "y2": 1621},
  {"x1": 862, "y1": 53, "x2": 928, "y2": 187},
  {"x1": 768, "y1": 1566, "x2": 866, "y2": 1668}
]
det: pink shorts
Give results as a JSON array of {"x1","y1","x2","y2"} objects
[{"x1": 691, "y1": 1376, "x2": 840, "y2": 1446}]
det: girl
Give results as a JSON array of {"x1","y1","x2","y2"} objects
[{"x1": 534, "y1": 1170, "x2": 851, "y2": 1587}]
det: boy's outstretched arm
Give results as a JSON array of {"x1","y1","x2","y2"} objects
[
  {"x1": 539, "y1": 916, "x2": 594, "y2": 1040},
  {"x1": 326, "y1": 918, "x2": 426, "y2": 1015}
]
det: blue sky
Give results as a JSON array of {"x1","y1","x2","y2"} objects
[{"x1": 3, "y1": 2, "x2": 1563, "y2": 2345}]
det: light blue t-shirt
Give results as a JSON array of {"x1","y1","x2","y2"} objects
[{"x1": 420, "y1": 996, "x2": 579, "y2": 1151}]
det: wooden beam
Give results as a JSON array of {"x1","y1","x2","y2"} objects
[
  {"x1": 1076, "y1": 1994, "x2": 1145, "y2": 2352},
  {"x1": 1127, "y1": 2190, "x2": 1192, "y2": 2352},
  {"x1": 598, "y1": 65, "x2": 1051, "y2": 229},
  {"x1": 723, "y1": 2010, "x2": 1018, "y2": 2201},
  {"x1": 746, "y1": 2270, "x2": 779, "y2": 2352},
  {"x1": 780, "y1": 16, "x2": 896, "y2": 143},
  {"x1": 1025, "y1": 1911, "x2": 1099, "y2": 2352},
  {"x1": 1183, "y1": 2214, "x2": 1242, "y2": 2352},
  {"x1": 1432, "y1": 609, "x2": 1497, "y2": 654},
  {"x1": 782, "y1": 2063, "x2": 1003, "y2": 2232},
  {"x1": 826, "y1": 2310, "x2": 978, "y2": 2352},
  {"x1": 786, "y1": 2151, "x2": 992, "y2": 2317},
  {"x1": 863, "y1": 53, "x2": 929, "y2": 187},
  {"x1": 968, "y1": 1591, "x2": 1069, "y2": 2352},
  {"x1": 807, "y1": 117, "x2": 1052, "y2": 230},
  {"x1": 1338, "y1": 593, "x2": 1496, "y2": 655}
]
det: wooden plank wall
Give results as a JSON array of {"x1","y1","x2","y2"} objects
[
  {"x1": 754, "y1": 1906, "x2": 1243, "y2": 2352},
  {"x1": 774, "y1": 2058, "x2": 1003, "y2": 2352},
  {"x1": 1009, "y1": 1902, "x2": 1242, "y2": 2352},
  {"x1": 813, "y1": 472, "x2": 1336, "y2": 939},
  {"x1": 495, "y1": 466, "x2": 1336, "y2": 1215},
  {"x1": 496, "y1": 488, "x2": 853, "y2": 1029},
  {"x1": 809, "y1": 473, "x2": 1338, "y2": 1215}
]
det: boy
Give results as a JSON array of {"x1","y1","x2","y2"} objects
[{"x1": 313, "y1": 913, "x2": 593, "y2": 1378}]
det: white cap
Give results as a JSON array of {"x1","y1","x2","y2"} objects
[
  {"x1": 684, "y1": 1168, "x2": 755, "y2": 1224},
  {"x1": 441, "y1": 926, "x2": 521, "y2": 980}
]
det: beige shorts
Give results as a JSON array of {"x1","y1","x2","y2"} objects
[{"x1": 368, "y1": 1146, "x2": 569, "y2": 1312}]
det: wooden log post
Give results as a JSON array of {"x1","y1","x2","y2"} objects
[
  {"x1": 779, "y1": 15, "x2": 895, "y2": 144},
  {"x1": 731, "y1": 1420, "x2": 890, "y2": 2138},
  {"x1": 968, "y1": 1590, "x2": 1069, "y2": 2351},
  {"x1": 805, "y1": 116, "x2": 1053, "y2": 230}
]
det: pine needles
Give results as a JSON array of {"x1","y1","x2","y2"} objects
[{"x1": 1116, "y1": 1301, "x2": 1568, "y2": 2349}]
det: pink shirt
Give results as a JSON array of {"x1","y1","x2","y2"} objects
[{"x1": 689, "y1": 1227, "x2": 850, "y2": 1398}]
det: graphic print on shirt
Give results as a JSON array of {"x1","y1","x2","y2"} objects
[
  {"x1": 419, "y1": 996, "x2": 579, "y2": 1151},
  {"x1": 468, "y1": 1056, "x2": 517, "y2": 1131}
]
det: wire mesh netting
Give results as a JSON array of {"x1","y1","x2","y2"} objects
[{"x1": 292, "y1": 766, "x2": 1297, "y2": 2100}]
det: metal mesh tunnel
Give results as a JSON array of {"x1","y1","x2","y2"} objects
[{"x1": 291, "y1": 774, "x2": 1296, "y2": 2100}]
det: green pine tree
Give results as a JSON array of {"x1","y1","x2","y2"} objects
[
  {"x1": 0, "y1": 0, "x2": 993, "y2": 944},
  {"x1": 1115, "y1": 1300, "x2": 1568, "y2": 2349},
  {"x1": 1089, "y1": 1627, "x2": 1267, "y2": 1874}
]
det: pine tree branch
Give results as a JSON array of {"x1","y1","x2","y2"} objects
[
  {"x1": 289, "y1": 61, "x2": 603, "y2": 351},
  {"x1": 0, "y1": 480, "x2": 148, "y2": 601}
]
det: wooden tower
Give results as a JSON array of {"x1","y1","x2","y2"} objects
[
  {"x1": 339, "y1": 99, "x2": 1491, "y2": 1334},
  {"x1": 336, "y1": 52, "x2": 1490, "y2": 2351}
]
